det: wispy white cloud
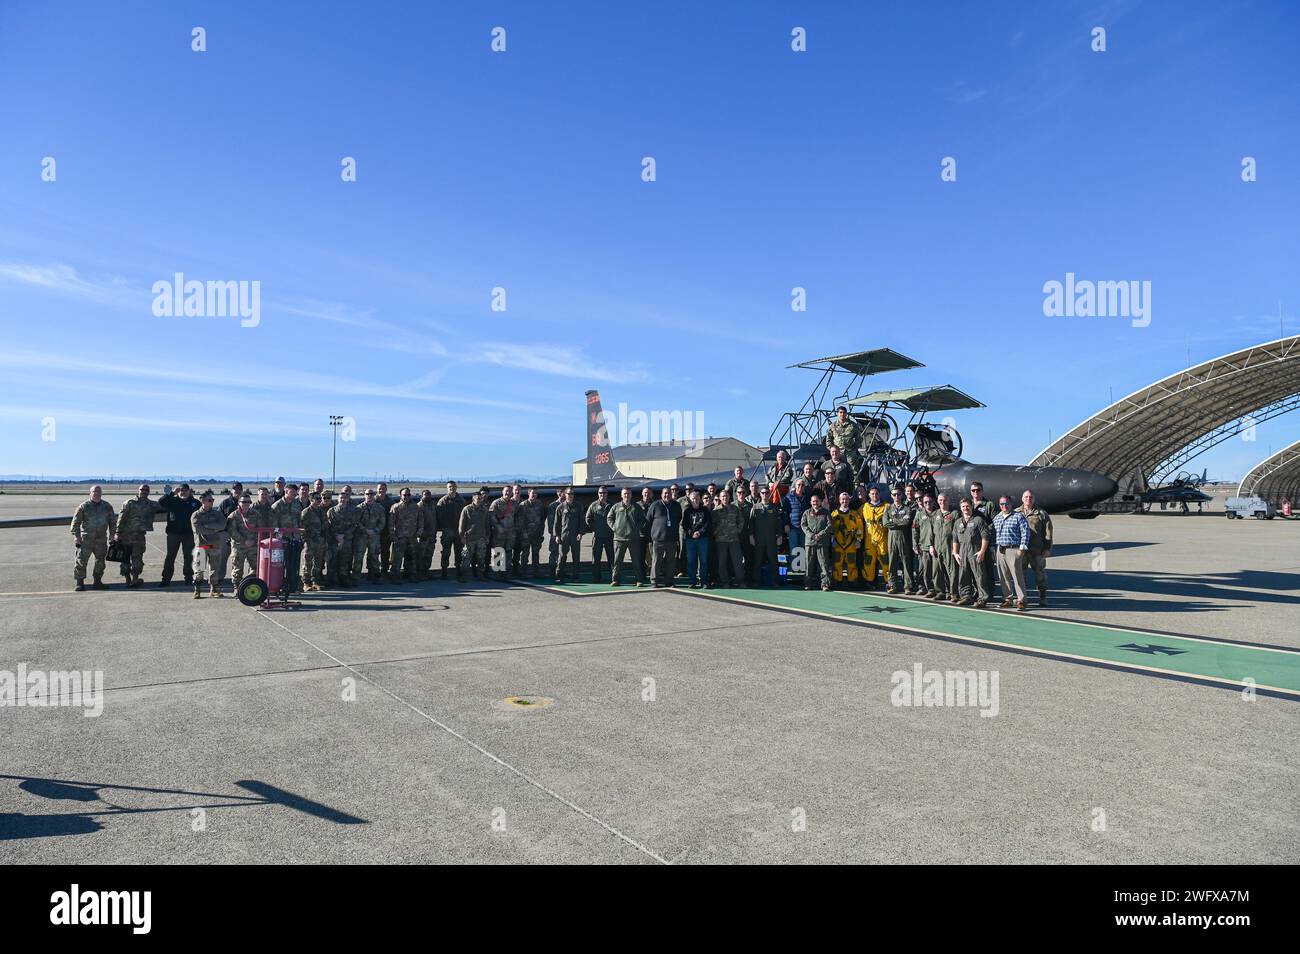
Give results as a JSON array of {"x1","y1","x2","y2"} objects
[
  {"x1": 0, "y1": 349, "x2": 557, "y2": 415},
  {"x1": 0, "y1": 261, "x2": 136, "y2": 303},
  {"x1": 476, "y1": 344, "x2": 648, "y2": 384}
]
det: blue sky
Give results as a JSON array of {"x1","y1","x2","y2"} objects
[{"x1": 1, "y1": 1, "x2": 1297, "y2": 481}]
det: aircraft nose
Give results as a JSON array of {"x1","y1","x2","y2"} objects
[{"x1": 1069, "y1": 469, "x2": 1118, "y2": 508}]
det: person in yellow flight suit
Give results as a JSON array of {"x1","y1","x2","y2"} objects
[
  {"x1": 860, "y1": 485, "x2": 890, "y2": 590},
  {"x1": 830, "y1": 491, "x2": 864, "y2": 589}
]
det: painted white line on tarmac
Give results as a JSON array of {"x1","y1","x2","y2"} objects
[{"x1": 256, "y1": 611, "x2": 669, "y2": 865}]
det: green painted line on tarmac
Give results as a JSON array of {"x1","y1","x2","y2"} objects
[
  {"x1": 524, "y1": 578, "x2": 1300, "y2": 696},
  {"x1": 677, "y1": 586, "x2": 1300, "y2": 697}
]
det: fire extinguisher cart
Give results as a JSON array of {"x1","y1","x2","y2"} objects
[{"x1": 236, "y1": 528, "x2": 304, "y2": 610}]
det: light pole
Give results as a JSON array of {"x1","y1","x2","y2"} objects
[{"x1": 330, "y1": 416, "x2": 344, "y2": 491}]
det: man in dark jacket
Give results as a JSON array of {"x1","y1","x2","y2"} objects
[
  {"x1": 681, "y1": 490, "x2": 712, "y2": 589},
  {"x1": 645, "y1": 488, "x2": 679, "y2": 587},
  {"x1": 157, "y1": 484, "x2": 201, "y2": 587}
]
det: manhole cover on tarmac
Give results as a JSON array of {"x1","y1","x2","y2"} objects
[{"x1": 495, "y1": 695, "x2": 555, "y2": 711}]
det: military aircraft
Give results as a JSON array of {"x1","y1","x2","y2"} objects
[
  {"x1": 581, "y1": 347, "x2": 1119, "y2": 514},
  {"x1": 1134, "y1": 469, "x2": 1214, "y2": 513}
]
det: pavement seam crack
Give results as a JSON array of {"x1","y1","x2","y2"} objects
[{"x1": 255, "y1": 611, "x2": 670, "y2": 865}]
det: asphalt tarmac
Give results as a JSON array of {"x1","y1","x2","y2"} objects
[{"x1": 1, "y1": 492, "x2": 1297, "y2": 863}]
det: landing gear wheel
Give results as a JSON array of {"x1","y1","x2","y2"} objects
[{"x1": 237, "y1": 576, "x2": 269, "y2": 607}]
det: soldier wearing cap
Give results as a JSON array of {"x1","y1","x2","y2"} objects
[
  {"x1": 72, "y1": 485, "x2": 116, "y2": 591},
  {"x1": 156, "y1": 483, "x2": 201, "y2": 588},
  {"x1": 358, "y1": 489, "x2": 386, "y2": 582},
  {"x1": 220, "y1": 482, "x2": 244, "y2": 517},
  {"x1": 227, "y1": 493, "x2": 259, "y2": 588},
  {"x1": 458, "y1": 490, "x2": 490, "y2": 579},
  {"x1": 114, "y1": 484, "x2": 161, "y2": 587},
  {"x1": 387, "y1": 487, "x2": 421, "y2": 582},
  {"x1": 326, "y1": 489, "x2": 361, "y2": 587},
  {"x1": 191, "y1": 491, "x2": 230, "y2": 598}
]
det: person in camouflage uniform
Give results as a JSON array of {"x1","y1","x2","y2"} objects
[
  {"x1": 226, "y1": 493, "x2": 259, "y2": 588},
  {"x1": 372, "y1": 483, "x2": 395, "y2": 574},
  {"x1": 357, "y1": 489, "x2": 387, "y2": 582},
  {"x1": 114, "y1": 484, "x2": 160, "y2": 586},
  {"x1": 414, "y1": 489, "x2": 437, "y2": 581},
  {"x1": 300, "y1": 492, "x2": 329, "y2": 590},
  {"x1": 271, "y1": 484, "x2": 304, "y2": 589},
  {"x1": 800, "y1": 493, "x2": 832, "y2": 591},
  {"x1": 553, "y1": 489, "x2": 584, "y2": 582},
  {"x1": 248, "y1": 488, "x2": 275, "y2": 534},
  {"x1": 518, "y1": 488, "x2": 546, "y2": 578},
  {"x1": 387, "y1": 487, "x2": 421, "y2": 582},
  {"x1": 585, "y1": 487, "x2": 614, "y2": 584},
  {"x1": 1018, "y1": 490, "x2": 1054, "y2": 607},
  {"x1": 884, "y1": 486, "x2": 917, "y2": 594},
  {"x1": 434, "y1": 482, "x2": 466, "y2": 580},
  {"x1": 326, "y1": 489, "x2": 362, "y2": 587},
  {"x1": 457, "y1": 490, "x2": 490, "y2": 579},
  {"x1": 71, "y1": 485, "x2": 116, "y2": 591},
  {"x1": 830, "y1": 491, "x2": 864, "y2": 588},
  {"x1": 191, "y1": 493, "x2": 230, "y2": 598},
  {"x1": 487, "y1": 486, "x2": 517, "y2": 580},
  {"x1": 825, "y1": 406, "x2": 863, "y2": 478}
]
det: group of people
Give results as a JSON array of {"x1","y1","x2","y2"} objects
[{"x1": 69, "y1": 454, "x2": 1053, "y2": 611}]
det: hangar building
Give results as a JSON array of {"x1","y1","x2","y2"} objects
[
  {"x1": 572, "y1": 437, "x2": 761, "y2": 486},
  {"x1": 1238, "y1": 439, "x2": 1300, "y2": 507},
  {"x1": 1030, "y1": 336, "x2": 1300, "y2": 508}
]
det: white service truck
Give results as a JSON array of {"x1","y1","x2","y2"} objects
[{"x1": 1224, "y1": 496, "x2": 1275, "y2": 519}]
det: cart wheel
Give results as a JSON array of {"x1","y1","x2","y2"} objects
[{"x1": 237, "y1": 576, "x2": 269, "y2": 607}]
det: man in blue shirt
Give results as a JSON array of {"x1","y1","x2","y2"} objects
[{"x1": 991, "y1": 495, "x2": 1031, "y2": 611}]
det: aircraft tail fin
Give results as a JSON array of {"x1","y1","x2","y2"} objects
[{"x1": 586, "y1": 389, "x2": 618, "y2": 484}]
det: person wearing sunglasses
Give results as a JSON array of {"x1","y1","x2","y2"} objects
[{"x1": 991, "y1": 495, "x2": 1031, "y2": 611}]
